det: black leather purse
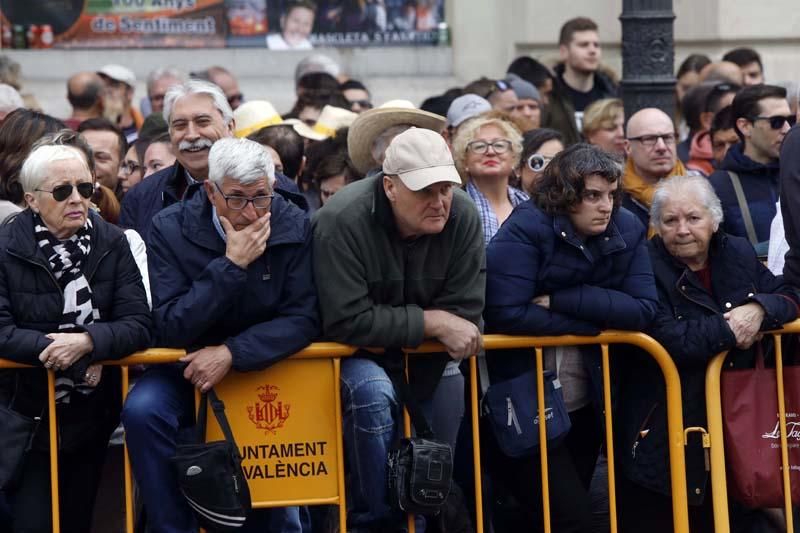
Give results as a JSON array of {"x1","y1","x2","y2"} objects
[
  {"x1": 170, "y1": 390, "x2": 251, "y2": 532},
  {"x1": 385, "y1": 349, "x2": 454, "y2": 517},
  {"x1": 0, "y1": 378, "x2": 43, "y2": 491},
  {"x1": 0, "y1": 403, "x2": 41, "y2": 490}
]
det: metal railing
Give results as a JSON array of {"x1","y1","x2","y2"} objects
[
  {"x1": 0, "y1": 331, "x2": 691, "y2": 533},
  {"x1": 706, "y1": 319, "x2": 800, "y2": 533}
]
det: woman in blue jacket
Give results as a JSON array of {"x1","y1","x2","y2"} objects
[
  {"x1": 616, "y1": 174, "x2": 799, "y2": 532},
  {"x1": 484, "y1": 143, "x2": 658, "y2": 532}
]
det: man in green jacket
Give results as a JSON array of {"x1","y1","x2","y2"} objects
[{"x1": 312, "y1": 127, "x2": 485, "y2": 531}]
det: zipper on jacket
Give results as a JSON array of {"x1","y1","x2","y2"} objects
[
  {"x1": 632, "y1": 402, "x2": 658, "y2": 459},
  {"x1": 675, "y1": 272, "x2": 719, "y2": 315}
]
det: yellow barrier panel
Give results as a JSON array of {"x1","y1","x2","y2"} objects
[
  {"x1": 0, "y1": 331, "x2": 690, "y2": 533},
  {"x1": 411, "y1": 331, "x2": 690, "y2": 533},
  {"x1": 706, "y1": 319, "x2": 800, "y2": 533}
]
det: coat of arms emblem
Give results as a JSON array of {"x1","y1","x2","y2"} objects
[{"x1": 247, "y1": 385, "x2": 290, "y2": 434}]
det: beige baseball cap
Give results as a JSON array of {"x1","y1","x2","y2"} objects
[{"x1": 382, "y1": 128, "x2": 462, "y2": 191}]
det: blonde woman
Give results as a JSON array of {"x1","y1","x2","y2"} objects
[{"x1": 452, "y1": 114, "x2": 527, "y2": 246}]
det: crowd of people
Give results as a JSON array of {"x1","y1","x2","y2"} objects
[{"x1": 0, "y1": 12, "x2": 799, "y2": 533}]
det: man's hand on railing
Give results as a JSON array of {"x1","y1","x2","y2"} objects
[
  {"x1": 423, "y1": 309, "x2": 483, "y2": 361},
  {"x1": 180, "y1": 344, "x2": 233, "y2": 393}
]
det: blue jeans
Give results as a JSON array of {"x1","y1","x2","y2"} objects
[
  {"x1": 341, "y1": 357, "x2": 434, "y2": 531},
  {"x1": 122, "y1": 365, "x2": 302, "y2": 533}
]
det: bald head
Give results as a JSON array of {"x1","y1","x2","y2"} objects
[
  {"x1": 625, "y1": 107, "x2": 678, "y2": 183},
  {"x1": 700, "y1": 61, "x2": 744, "y2": 86},
  {"x1": 67, "y1": 72, "x2": 104, "y2": 113},
  {"x1": 626, "y1": 107, "x2": 673, "y2": 138}
]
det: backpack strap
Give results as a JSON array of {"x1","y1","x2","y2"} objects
[{"x1": 727, "y1": 171, "x2": 758, "y2": 246}]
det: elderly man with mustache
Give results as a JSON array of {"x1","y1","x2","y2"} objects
[{"x1": 119, "y1": 80, "x2": 235, "y2": 241}]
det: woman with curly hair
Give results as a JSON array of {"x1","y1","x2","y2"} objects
[{"x1": 482, "y1": 143, "x2": 658, "y2": 532}]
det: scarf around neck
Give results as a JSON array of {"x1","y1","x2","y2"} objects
[
  {"x1": 623, "y1": 158, "x2": 688, "y2": 237},
  {"x1": 34, "y1": 213, "x2": 100, "y2": 403}
]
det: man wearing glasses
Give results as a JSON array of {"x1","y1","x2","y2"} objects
[
  {"x1": 123, "y1": 137, "x2": 318, "y2": 533},
  {"x1": 709, "y1": 84, "x2": 793, "y2": 254},
  {"x1": 622, "y1": 107, "x2": 690, "y2": 231}
]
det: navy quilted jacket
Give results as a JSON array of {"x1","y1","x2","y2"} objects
[{"x1": 484, "y1": 201, "x2": 658, "y2": 390}]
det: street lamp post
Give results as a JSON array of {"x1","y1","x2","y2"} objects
[{"x1": 619, "y1": 0, "x2": 676, "y2": 122}]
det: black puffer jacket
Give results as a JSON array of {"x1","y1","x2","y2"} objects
[
  {"x1": 0, "y1": 209, "x2": 152, "y2": 449},
  {"x1": 616, "y1": 233, "x2": 799, "y2": 505}
]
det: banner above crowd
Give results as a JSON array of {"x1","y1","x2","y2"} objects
[{"x1": 0, "y1": 0, "x2": 447, "y2": 49}]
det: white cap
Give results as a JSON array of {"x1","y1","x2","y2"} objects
[
  {"x1": 98, "y1": 64, "x2": 136, "y2": 87},
  {"x1": 383, "y1": 128, "x2": 462, "y2": 191}
]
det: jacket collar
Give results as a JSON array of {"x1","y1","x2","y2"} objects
[
  {"x1": 180, "y1": 185, "x2": 307, "y2": 253},
  {"x1": 552, "y1": 211, "x2": 627, "y2": 257},
  {"x1": 720, "y1": 141, "x2": 781, "y2": 176},
  {"x1": 552, "y1": 62, "x2": 617, "y2": 95},
  {"x1": 651, "y1": 232, "x2": 729, "y2": 311},
  {"x1": 6, "y1": 208, "x2": 116, "y2": 275}
]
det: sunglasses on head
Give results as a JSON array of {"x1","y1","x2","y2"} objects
[
  {"x1": 751, "y1": 115, "x2": 797, "y2": 129},
  {"x1": 486, "y1": 79, "x2": 511, "y2": 98},
  {"x1": 35, "y1": 182, "x2": 94, "y2": 202}
]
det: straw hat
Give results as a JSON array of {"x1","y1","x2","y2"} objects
[
  {"x1": 285, "y1": 105, "x2": 358, "y2": 141},
  {"x1": 313, "y1": 105, "x2": 357, "y2": 138},
  {"x1": 233, "y1": 100, "x2": 282, "y2": 138},
  {"x1": 347, "y1": 103, "x2": 445, "y2": 175}
]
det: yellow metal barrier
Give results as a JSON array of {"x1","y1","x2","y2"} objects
[
  {"x1": 0, "y1": 332, "x2": 690, "y2": 533},
  {"x1": 706, "y1": 319, "x2": 800, "y2": 533}
]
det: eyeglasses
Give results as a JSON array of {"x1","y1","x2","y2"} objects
[
  {"x1": 214, "y1": 182, "x2": 273, "y2": 210},
  {"x1": 627, "y1": 133, "x2": 677, "y2": 148},
  {"x1": 526, "y1": 153, "x2": 553, "y2": 172},
  {"x1": 35, "y1": 182, "x2": 95, "y2": 202},
  {"x1": 348, "y1": 99, "x2": 373, "y2": 110},
  {"x1": 121, "y1": 161, "x2": 141, "y2": 175},
  {"x1": 466, "y1": 139, "x2": 513, "y2": 155},
  {"x1": 751, "y1": 115, "x2": 796, "y2": 129}
]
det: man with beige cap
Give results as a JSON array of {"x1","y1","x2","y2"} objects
[{"x1": 313, "y1": 127, "x2": 485, "y2": 531}]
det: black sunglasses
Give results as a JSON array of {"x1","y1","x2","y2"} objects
[
  {"x1": 35, "y1": 182, "x2": 94, "y2": 202},
  {"x1": 751, "y1": 115, "x2": 797, "y2": 129}
]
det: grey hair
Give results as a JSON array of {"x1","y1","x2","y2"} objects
[
  {"x1": 208, "y1": 138, "x2": 275, "y2": 188},
  {"x1": 0, "y1": 83, "x2": 23, "y2": 114},
  {"x1": 650, "y1": 174, "x2": 724, "y2": 229},
  {"x1": 370, "y1": 124, "x2": 411, "y2": 166},
  {"x1": 20, "y1": 144, "x2": 89, "y2": 194},
  {"x1": 146, "y1": 66, "x2": 188, "y2": 94},
  {"x1": 294, "y1": 54, "x2": 341, "y2": 84},
  {"x1": 163, "y1": 80, "x2": 233, "y2": 127}
]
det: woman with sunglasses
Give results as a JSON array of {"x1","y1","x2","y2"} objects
[
  {"x1": 452, "y1": 113, "x2": 527, "y2": 246},
  {"x1": 517, "y1": 128, "x2": 565, "y2": 195},
  {"x1": 0, "y1": 140, "x2": 151, "y2": 533}
]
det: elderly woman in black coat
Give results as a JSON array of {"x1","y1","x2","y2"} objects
[
  {"x1": 616, "y1": 174, "x2": 799, "y2": 532},
  {"x1": 0, "y1": 137, "x2": 151, "y2": 533}
]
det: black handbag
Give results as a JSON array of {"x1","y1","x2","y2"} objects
[
  {"x1": 170, "y1": 389, "x2": 251, "y2": 532},
  {"x1": 384, "y1": 349, "x2": 454, "y2": 517},
  {"x1": 0, "y1": 381, "x2": 43, "y2": 491}
]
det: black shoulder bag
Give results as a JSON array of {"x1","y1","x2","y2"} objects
[
  {"x1": 170, "y1": 389, "x2": 251, "y2": 532},
  {"x1": 385, "y1": 349, "x2": 454, "y2": 517},
  {"x1": 0, "y1": 376, "x2": 43, "y2": 490}
]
